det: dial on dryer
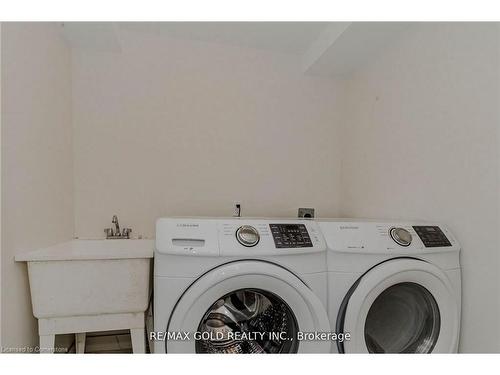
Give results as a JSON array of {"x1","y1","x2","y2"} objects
[
  {"x1": 390, "y1": 227, "x2": 412, "y2": 247},
  {"x1": 236, "y1": 225, "x2": 260, "y2": 247}
]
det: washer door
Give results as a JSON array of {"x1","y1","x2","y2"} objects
[
  {"x1": 338, "y1": 258, "x2": 459, "y2": 353},
  {"x1": 166, "y1": 260, "x2": 330, "y2": 353}
]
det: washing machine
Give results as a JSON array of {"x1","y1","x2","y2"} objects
[
  {"x1": 153, "y1": 217, "x2": 331, "y2": 353},
  {"x1": 318, "y1": 220, "x2": 461, "y2": 353}
]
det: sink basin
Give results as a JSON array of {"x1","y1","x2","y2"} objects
[
  {"x1": 16, "y1": 239, "x2": 154, "y2": 353},
  {"x1": 15, "y1": 239, "x2": 154, "y2": 318}
]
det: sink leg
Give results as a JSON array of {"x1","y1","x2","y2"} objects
[
  {"x1": 75, "y1": 333, "x2": 86, "y2": 354},
  {"x1": 130, "y1": 328, "x2": 145, "y2": 353},
  {"x1": 39, "y1": 334, "x2": 55, "y2": 354}
]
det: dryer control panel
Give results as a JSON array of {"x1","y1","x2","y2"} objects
[
  {"x1": 318, "y1": 220, "x2": 459, "y2": 255},
  {"x1": 270, "y1": 224, "x2": 313, "y2": 248},
  {"x1": 413, "y1": 226, "x2": 451, "y2": 247}
]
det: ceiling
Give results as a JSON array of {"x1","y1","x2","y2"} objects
[
  {"x1": 62, "y1": 22, "x2": 411, "y2": 77},
  {"x1": 119, "y1": 22, "x2": 329, "y2": 55}
]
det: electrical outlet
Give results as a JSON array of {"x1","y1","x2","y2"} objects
[
  {"x1": 298, "y1": 208, "x2": 315, "y2": 218},
  {"x1": 233, "y1": 202, "x2": 241, "y2": 217}
]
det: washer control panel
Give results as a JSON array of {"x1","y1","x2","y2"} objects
[
  {"x1": 270, "y1": 224, "x2": 312, "y2": 248},
  {"x1": 156, "y1": 218, "x2": 326, "y2": 256},
  {"x1": 413, "y1": 226, "x2": 451, "y2": 247}
]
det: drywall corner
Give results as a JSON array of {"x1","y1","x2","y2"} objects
[{"x1": 1, "y1": 22, "x2": 74, "y2": 351}]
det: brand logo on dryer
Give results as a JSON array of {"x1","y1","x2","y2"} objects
[
  {"x1": 176, "y1": 223, "x2": 199, "y2": 227},
  {"x1": 339, "y1": 226, "x2": 359, "y2": 230}
]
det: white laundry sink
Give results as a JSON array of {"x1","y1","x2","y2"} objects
[
  {"x1": 16, "y1": 239, "x2": 153, "y2": 318},
  {"x1": 15, "y1": 239, "x2": 154, "y2": 353}
]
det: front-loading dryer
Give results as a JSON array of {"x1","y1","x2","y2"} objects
[
  {"x1": 153, "y1": 217, "x2": 331, "y2": 353},
  {"x1": 318, "y1": 220, "x2": 461, "y2": 353}
]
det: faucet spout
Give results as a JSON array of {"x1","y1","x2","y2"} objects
[
  {"x1": 105, "y1": 215, "x2": 131, "y2": 239},
  {"x1": 112, "y1": 215, "x2": 120, "y2": 236}
]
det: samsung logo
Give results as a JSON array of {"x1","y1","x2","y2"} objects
[
  {"x1": 177, "y1": 223, "x2": 199, "y2": 227},
  {"x1": 339, "y1": 226, "x2": 359, "y2": 230}
]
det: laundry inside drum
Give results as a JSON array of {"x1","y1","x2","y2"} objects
[{"x1": 195, "y1": 289, "x2": 299, "y2": 353}]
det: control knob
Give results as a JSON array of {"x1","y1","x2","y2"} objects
[
  {"x1": 236, "y1": 225, "x2": 260, "y2": 247},
  {"x1": 390, "y1": 227, "x2": 412, "y2": 247}
]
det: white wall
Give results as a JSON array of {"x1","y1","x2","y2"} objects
[
  {"x1": 339, "y1": 23, "x2": 499, "y2": 352},
  {"x1": 0, "y1": 23, "x2": 3, "y2": 349},
  {"x1": 72, "y1": 30, "x2": 342, "y2": 239},
  {"x1": 1, "y1": 23, "x2": 73, "y2": 350}
]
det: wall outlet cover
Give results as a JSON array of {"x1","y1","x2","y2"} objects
[{"x1": 298, "y1": 208, "x2": 315, "y2": 218}]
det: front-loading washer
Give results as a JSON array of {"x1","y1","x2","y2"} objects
[
  {"x1": 318, "y1": 220, "x2": 461, "y2": 353},
  {"x1": 153, "y1": 217, "x2": 331, "y2": 353}
]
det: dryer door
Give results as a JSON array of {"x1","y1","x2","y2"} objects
[
  {"x1": 166, "y1": 260, "x2": 330, "y2": 353},
  {"x1": 338, "y1": 258, "x2": 459, "y2": 353}
]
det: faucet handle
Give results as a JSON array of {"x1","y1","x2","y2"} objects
[
  {"x1": 122, "y1": 228, "x2": 132, "y2": 238},
  {"x1": 104, "y1": 228, "x2": 114, "y2": 238}
]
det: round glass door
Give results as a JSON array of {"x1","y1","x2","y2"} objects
[
  {"x1": 339, "y1": 258, "x2": 459, "y2": 353},
  {"x1": 196, "y1": 289, "x2": 299, "y2": 353},
  {"x1": 364, "y1": 282, "x2": 440, "y2": 353},
  {"x1": 166, "y1": 260, "x2": 331, "y2": 353}
]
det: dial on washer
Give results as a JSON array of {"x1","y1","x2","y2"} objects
[
  {"x1": 236, "y1": 225, "x2": 260, "y2": 247},
  {"x1": 390, "y1": 227, "x2": 412, "y2": 247}
]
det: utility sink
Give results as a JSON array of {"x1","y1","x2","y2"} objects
[{"x1": 15, "y1": 239, "x2": 154, "y2": 353}]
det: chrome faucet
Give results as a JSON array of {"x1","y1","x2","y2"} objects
[
  {"x1": 112, "y1": 215, "x2": 120, "y2": 236},
  {"x1": 105, "y1": 215, "x2": 132, "y2": 239}
]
